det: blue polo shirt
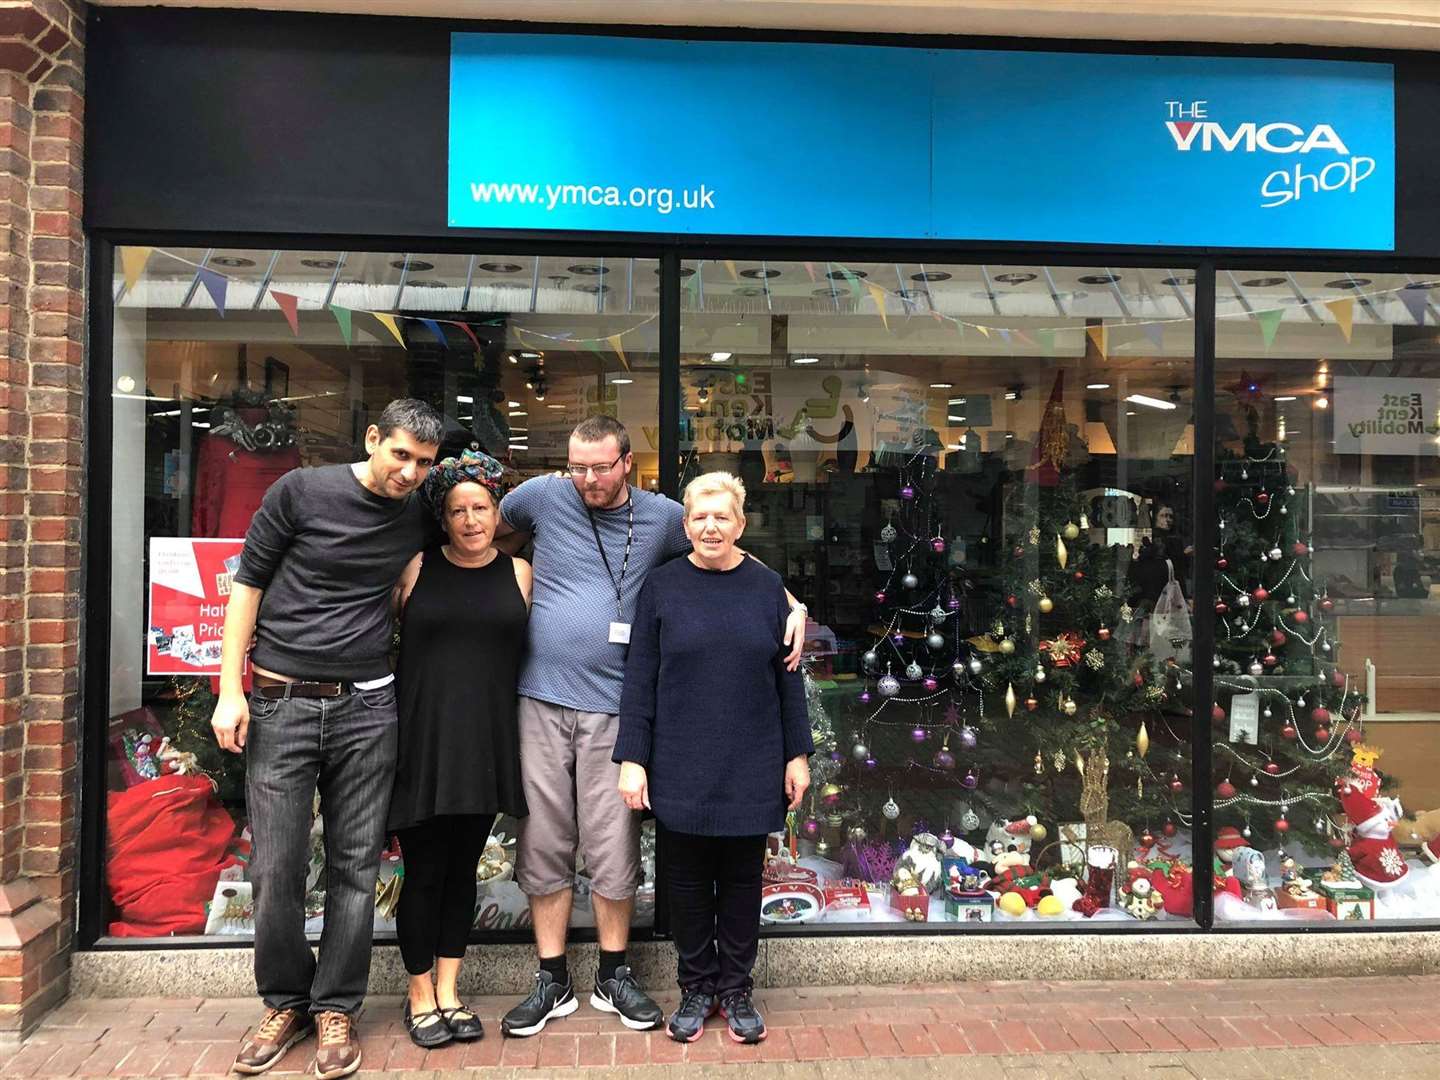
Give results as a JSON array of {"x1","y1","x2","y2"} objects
[{"x1": 501, "y1": 475, "x2": 689, "y2": 714}]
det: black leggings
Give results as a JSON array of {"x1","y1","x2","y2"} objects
[
  {"x1": 659, "y1": 824, "x2": 767, "y2": 997},
  {"x1": 394, "y1": 815, "x2": 492, "y2": 976}
]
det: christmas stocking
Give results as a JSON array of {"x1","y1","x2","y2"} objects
[{"x1": 1074, "y1": 846, "x2": 1117, "y2": 917}]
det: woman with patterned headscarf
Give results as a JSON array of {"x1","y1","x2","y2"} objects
[{"x1": 387, "y1": 447, "x2": 532, "y2": 1049}]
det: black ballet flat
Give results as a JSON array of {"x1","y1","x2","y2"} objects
[
  {"x1": 404, "y1": 1003, "x2": 454, "y2": 1048},
  {"x1": 439, "y1": 1004, "x2": 485, "y2": 1041}
]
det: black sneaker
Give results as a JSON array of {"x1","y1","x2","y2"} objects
[
  {"x1": 589, "y1": 965, "x2": 663, "y2": 1031},
  {"x1": 666, "y1": 990, "x2": 717, "y2": 1043},
  {"x1": 501, "y1": 971, "x2": 578, "y2": 1038},
  {"x1": 719, "y1": 990, "x2": 766, "y2": 1044}
]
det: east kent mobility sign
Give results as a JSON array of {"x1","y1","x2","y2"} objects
[{"x1": 448, "y1": 34, "x2": 1394, "y2": 251}]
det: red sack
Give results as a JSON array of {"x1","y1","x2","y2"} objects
[{"x1": 107, "y1": 775, "x2": 238, "y2": 937}]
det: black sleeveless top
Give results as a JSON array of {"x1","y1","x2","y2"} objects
[{"x1": 388, "y1": 547, "x2": 529, "y2": 831}]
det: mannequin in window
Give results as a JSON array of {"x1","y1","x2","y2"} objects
[{"x1": 191, "y1": 388, "x2": 302, "y2": 538}]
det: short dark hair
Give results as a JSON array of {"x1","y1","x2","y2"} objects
[
  {"x1": 375, "y1": 398, "x2": 443, "y2": 447},
  {"x1": 572, "y1": 414, "x2": 630, "y2": 457}
]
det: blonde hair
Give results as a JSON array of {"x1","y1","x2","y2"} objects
[{"x1": 682, "y1": 471, "x2": 746, "y2": 520}]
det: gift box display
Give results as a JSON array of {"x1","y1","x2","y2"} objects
[
  {"x1": 1319, "y1": 880, "x2": 1375, "y2": 920},
  {"x1": 943, "y1": 891, "x2": 994, "y2": 922},
  {"x1": 887, "y1": 887, "x2": 930, "y2": 922}
]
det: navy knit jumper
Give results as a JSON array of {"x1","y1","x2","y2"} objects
[{"x1": 613, "y1": 555, "x2": 813, "y2": 837}]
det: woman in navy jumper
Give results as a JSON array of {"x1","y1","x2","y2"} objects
[{"x1": 614, "y1": 472, "x2": 812, "y2": 1046}]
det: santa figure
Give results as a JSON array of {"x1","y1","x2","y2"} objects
[{"x1": 1335, "y1": 771, "x2": 1409, "y2": 890}]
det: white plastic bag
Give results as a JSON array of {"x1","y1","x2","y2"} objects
[{"x1": 1148, "y1": 559, "x2": 1191, "y2": 663}]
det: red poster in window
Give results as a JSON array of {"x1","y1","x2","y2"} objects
[{"x1": 146, "y1": 538, "x2": 248, "y2": 676}]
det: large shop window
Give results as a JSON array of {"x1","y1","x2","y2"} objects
[
  {"x1": 105, "y1": 246, "x2": 661, "y2": 940},
  {"x1": 679, "y1": 259, "x2": 1198, "y2": 925},
  {"x1": 1210, "y1": 270, "x2": 1440, "y2": 924}
]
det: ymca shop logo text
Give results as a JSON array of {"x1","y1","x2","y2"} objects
[{"x1": 1164, "y1": 101, "x2": 1376, "y2": 209}]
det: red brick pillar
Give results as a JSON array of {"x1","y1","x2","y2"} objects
[{"x1": 0, "y1": 0, "x2": 85, "y2": 1042}]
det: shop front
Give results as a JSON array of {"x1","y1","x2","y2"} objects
[{"x1": 75, "y1": 3, "x2": 1440, "y2": 977}]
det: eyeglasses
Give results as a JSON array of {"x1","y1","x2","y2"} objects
[{"x1": 565, "y1": 454, "x2": 624, "y2": 478}]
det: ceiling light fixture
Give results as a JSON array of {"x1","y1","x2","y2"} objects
[
  {"x1": 611, "y1": 377, "x2": 633, "y2": 385},
  {"x1": 930, "y1": 382, "x2": 953, "y2": 389},
  {"x1": 794, "y1": 357, "x2": 820, "y2": 365},
  {"x1": 1125, "y1": 393, "x2": 1177, "y2": 411},
  {"x1": 710, "y1": 352, "x2": 732, "y2": 362},
  {"x1": 1086, "y1": 383, "x2": 1111, "y2": 390}
]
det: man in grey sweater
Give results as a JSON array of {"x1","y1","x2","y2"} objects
[{"x1": 211, "y1": 399, "x2": 442, "y2": 1080}]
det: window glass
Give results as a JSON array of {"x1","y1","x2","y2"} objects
[
  {"x1": 1211, "y1": 270, "x2": 1440, "y2": 923},
  {"x1": 106, "y1": 247, "x2": 660, "y2": 940},
  {"x1": 679, "y1": 259, "x2": 1197, "y2": 926}
]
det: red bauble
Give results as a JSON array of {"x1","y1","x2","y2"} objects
[
  {"x1": 1013, "y1": 545, "x2": 1025, "y2": 559},
  {"x1": 1216, "y1": 557, "x2": 1229, "y2": 570},
  {"x1": 1272, "y1": 630, "x2": 1287, "y2": 646},
  {"x1": 1163, "y1": 821, "x2": 1177, "y2": 837},
  {"x1": 1215, "y1": 602, "x2": 1229, "y2": 615},
  {"x1": 1257, "y1": 492, "x2": 1270, "y2": 505},
  {"x1": 1329, "y1": 835, "x2": 1347, "y2": 849},
  {"x1": 1264, "y1": 762, "x2": 1281, "y2": 775},
  {"x1": 1346, "y1": 728, "x2": 1364, "y2": 745},
  {"x1": 1140, "y1": 830, "x2": 1156, "y2": 846},
  {"x1": 1133, "y1": 672, "x2": 1145, "y2": 687},
  {"x1": 1281, "y1": 724, "x2": 1297, "y2": 740},
  {"x1": 1320, "y1": 597, "x2": 1334, "y2": 613},
  {"x1": 1275, "y1": 817, "x2": 1290, "y2": 833},
  {"x1": 1074, "y1": 570, "x2": 1085, "y2": 581},
  {"x1": 1331, "y1": 670, "x2": 1345, "y2": 688},
  {"x1": 1311, "y1": 707, "x2": 1330, "y2": 725},
  {"x1": 1293, "y1": 610, "x2": 1309, "y2": 624},
  {"x1": 1315, "y1": 727, "x2": 1331, "y2": 741},
  {"x1": 1214, "y1": 478, "x2": 1228, "y2": 493},
  {"x1": 1097, "y1": 627, "x2": 1112, "y2": 641},
  {"x1": 1262, "y1": 652, "x2": 1278, "y2": 666},
  {"x1": 1169, "y1": 777, "x2": 1184, "y2": 793},
  {"x1": 1024, "y1": 696, "x2": 1039, "y2": 712},
  {"x1": 1217, "y1": 780, "x2": 1237, "y2": 799},
  {"x1": 1252, "y1": 587, "x2": 1269, "y2": 602},
  {"x1": 1294, "y1": 542, "x2": 1310, "y2": 557},
  {"x1": 1007, "y1": 594, "x2": 1018, "y2": 607},
  {"x1": 1211, "y1": 705, "x2": 1226, "y2": 723}
]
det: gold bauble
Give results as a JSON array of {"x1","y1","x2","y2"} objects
[
  {"x1": 1038, "y1": 596, "x2": 1054, "y2": 614},
  {"x1": 1063, "y1": 522, "x2": 1080, "y2": 541},
  {"x1": 999, "y1": 638, "x2": 1015, "y2": 655},
  {"x1": 1030, "y1": 823, "x2": 1048, "y2": 842},
  {"x1": 1063, "y1": 698, "x2": 1078, "y2": 716}
]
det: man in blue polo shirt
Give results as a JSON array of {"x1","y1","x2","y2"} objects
[{"x1": 495, "y1": 415, "x2": 806, "y2": 1037}]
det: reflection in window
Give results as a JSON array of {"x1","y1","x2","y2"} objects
[{"x1": 681, "y1": 260, "x2": 1196, "y2": 924}]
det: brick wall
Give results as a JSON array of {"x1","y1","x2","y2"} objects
[{"x1": 0, "y1": 0, "x2": 85, "y2": 1042}]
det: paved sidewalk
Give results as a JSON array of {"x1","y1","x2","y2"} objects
[{"x1": 5, "y1": 976, "x2": 1440, "y2": 1077}]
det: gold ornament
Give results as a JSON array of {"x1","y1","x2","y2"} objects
[
  {"x1": 1005, "y1": 683, "x2": 1017, "y2": 718},
  {"x1": 1027, "y1": 526, "x2": 1041, "y2": 547},
  {"x1": 999, "y1": 638, "x2": 1015, "y2": 655},
  {"x1": 1030, "y1": 822, "x2": 1048, "y2": 842},
  {"x1": 1056, "y1": 534, "x2": 1069, "y2": 570},
  {"x1": 1063, "y1": 522, "x2": 1080, "y2": 540},
  {"x1": 1034, "y1": 751, "x2": 1044, "y2": 775},
  {"x1": 1136, "y1": 720, "x2": 1150, "y2": 759},
  {"x1": 1062, "y1": 698, "x2": 1078, "y2": 716},
  {"x1": 1038, "y1": 596, "x2": 1054, "y2": 614}
]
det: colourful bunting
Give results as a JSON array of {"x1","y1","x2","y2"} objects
[
  {"x1": 270, "y1": 290, "x2": 300, "y2": 335},
  {"x1": 451, "y1": 321, "x2": 482, "y2": 352},
  {"x1": 1324, "y1": 298, "x2": 1355, "y2": 342},
  {"x1": 832, "y1": 265, "x2": 863, "y2": 298},
  {"x1": 998, "y1": 328, "x2": 1012, "y2": 344},
  {"x1": 723, "y1": 260, "x2": 739, "y2": 282},
  {"x1": 1142, "y1": 322, "x2": 1166, "y2": 351},
  {"x1": 373, "y1": 312, "x2": 407, "y2": 348},
  {"x1": 1255, "y1": 309, "x2": 1284, "y2": 348},
  {"x1": 120, "y1": 247, "x2": 152, "y2": 293},
  {"x1": 196, "y1": 267, "x2": 228, "y2": 317},
  {"x1": 1398, "y1": 288, "x2": 1430, "y2": 326},
  {"x1": 1037, "y1": 329, "x2": 1055, "y2": 355},
  {"x1": 420, "y1": 318, "x2": 448, "y2": 347},
  {"x1": 863, "y1": 281, "x2": 890, "y2": 330},
  {"x1": 975, "y1": 325, "x2": 991, "y2": 339},
  {"x1": 1086, "y1": 325, "x2": 1108, "y2": 358},
  {"x1": 803, "y1": 261, "x2": 817, "y2": 281},
  {"x1": 607, "y1": 333, "x2": 628, "y2": 369},
  {"x1": 329, "y1": 304, "x2": 353, "y2": 346}
]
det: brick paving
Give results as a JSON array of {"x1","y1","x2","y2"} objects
[{"x1": 4, "y1": 976, "x2": 1440, "y2": 1076}]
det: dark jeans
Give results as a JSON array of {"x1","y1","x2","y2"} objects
[
  {"x1": 659, "y1": 824, "x2": 766, "y2": 997},
  {"x1": 245, "y1": 684, "x2": 399, "y2": 1015},
  {"x1": 394, "y1": 815, "x2": 491, "y2": 977}
]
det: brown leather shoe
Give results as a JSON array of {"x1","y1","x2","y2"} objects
[
  {"x1": 312, "y1": 1011, "x2": 361, "y2": 1079},
  {"x1": 233, "y1": 1007, "x2": 313, "y2": 1074}
]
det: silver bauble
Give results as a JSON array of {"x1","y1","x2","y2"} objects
[
  {"x1": 927, "y1": 631, "x2": 945, "y2": 651},
  {"x1": 968, "y1": 657, "x2": 983, "y2": 675},
  {"x1": 930, "y1": 605, "x2": 947, "y2": 621},
  {"x1": 878, "y1": 674, "x2": 900, "y2": 697},
  {"x1": 901, "y1": 572, "x2": 920, "y2": 590},
  {"x1": 1236, "y1": 594, "x2": 1251, "y2": 608},
  {"x1": 881, "y1": 797, "x2": 901, "y2": 821},
  {"x1": 880, "y1": 523, "x2": 897, "y2": 543},
  {"x1": 1034, "y1": 667, "x2": 1046, "y2": 683},
  {"x1": 960, "y1": 805, "x2": 981, "y2": 831},
  {"x1": 1269, "y1": 547, "x2": 1283, "y2": 561},
  {"x1": 852, "y1": 742, "x2": 870, "y2": 762},
  {"x1": 905, "y1": 661, "x2": 923, "y2": 680},
  {"x1": 861, "y1": 649, "x2": 880, "y2": 672}
]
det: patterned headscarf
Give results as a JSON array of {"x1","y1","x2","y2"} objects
[{"x1": 421, "y1": 446, "x2": 507, "y2": 523}]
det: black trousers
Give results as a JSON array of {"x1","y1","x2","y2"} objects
[
  {"x1": 394, "y1": 815, "x2": 492, "y2": 977},
  {"x1": 659, "y1": 824, "x2": 766, "y2": 996}
]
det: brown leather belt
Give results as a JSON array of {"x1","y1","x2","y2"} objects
[{"x1": 253, "y1": 673, "x2": 355, "y2": 699}]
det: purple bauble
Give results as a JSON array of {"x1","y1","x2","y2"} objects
[
  {"x1": 858, "y1": 690, "x2": 872, "y2": 705},
  {"x1": 940, "y1": 829, "x2": 955, "y2": 847},
  {"x1": 863, "y1": 755, "x2": 878, "y2": 770},
  {"x1": 829, "y1": 750, "x2": 845, "y2": 765},
  {"x1": 892, "y1": 633, "x2": 905, "y2": 645},
  {"x1": 874, "y1": 590, "x2": 887, "y2": 604},
  {"x1": 900, "y1": 484, "x2": 915, "y2": 500},
  {"x1": 946, "y1": 597, "x2": 961, "y2": 611},
  {"x1": 911, "y1": 726, "x2": 927, "y2": 743},
  {"x1": 961, "y1": 768, "x2": 978, "y2": 790},
  {"x1": 923, "y1": 676, "x2": 939, "y2": 692},
  {"x1": 933, "y1": 749, "x2": 956, "y2": 770},
  {"x1": 958, "y1": 725, "x2": 978, "y2": 750},
  {"x1": 931, "y1": 537, "x2": 946, "y2": 554},
  {"x1": 801, "y1": 817, "x2": 821, "y2": 839}
]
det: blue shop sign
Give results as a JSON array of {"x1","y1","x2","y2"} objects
[{"x1": 449, "y1": 34, "x2": 1394, "y2": 250}]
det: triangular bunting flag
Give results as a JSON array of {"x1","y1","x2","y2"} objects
[
  {"x1": 1398, "y1": 288, "x2": 1430, "y2": 326},
  {"x1": 1324, "y1": 298, "x2": 1355, "y2": 341},
  {"x1": 1014, "y1": 330, "x2": 1035, "y2": 347},
  {"x1": 1142, "y1": 321, "x2": 1166, "y2": 350},
  {"x1": 975, "y1": 324, "x2": 991, "y2": 339},
  {"x1": 1256, "y1": 309, "x2": 1284, "y2": 348},
  {"x1": 373, "y1": 312, "x2": 407, "y2": 348},
  {"x1": 1037, "y1": 329, "x2": 1055, "y2": 355},
  {"x1": 863, "y1": 281, "x2": 890, "y2": 331},
  {"x1": 120, "y1": 247, "x2": 152, "y2": 293},
  {"x1": 196, "y1": 267, "x2": 228, "y2": 317},
  {"x1": 450, "y1": 321, "x2": 481, "y2": 352},
  {"x1": 607, "y1": 333, "x2": 628, "y2": 370},
  {"x1": 998, "y1": 328, "x2": 1012, "y2": 344},
  {"x1": 329, "y1": 304, "x2": 353, "y2": 346},
  {"x1": 420, "y1": 319, "x2": 448, "y2": 347},
  {"x1": 1086, "y1": 324, "x2": 1108, "y2": 358},
  {"x1": 723, "y1": 260, "x2": 739, "y2": 282},
  {"x1": 270, "y1": 290, "x2": 300, "y2": 335},
  {"x1": 803, "y1": 261, "x2": 817, "y2": 281}
]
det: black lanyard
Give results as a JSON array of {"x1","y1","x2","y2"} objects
[{"x1": 587, "y1": 491, "x2": 635, "y2": 621}]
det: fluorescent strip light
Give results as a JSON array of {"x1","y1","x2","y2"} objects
[
  {"x1": 611, "y1": 378, "x2": 634, "y2": 385},
  {"x1": 456, "y1": 395, "x2": 474, "y2": 404},
  {"x1": 930, "y1": 382, "x2": 952, "y2": 389},
  {"x1": 948, "y1": 397, "x2": 967, "y2": 405},
  {"x1": 793, "y1": 357, "x2": 819, "y2": 365},
  {"x1": 508, "y1": 410, "x2": 527, "y2": 416},
  {"x1": 1275, "y1": 396, "x2": 1297, "y2": 402},
  {"x1": 710, "y1": 352, "x2": 732, "y2": 362},
  {"x1": 1125, "y1": 394, "x2": 1177, "y2": 411},
  {"x1": 1086, "y1": 383, "x2": 1111, "y2": 390},
  {"x1": 948, "y1": 415, "x2": 966, "y2": 423}
]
